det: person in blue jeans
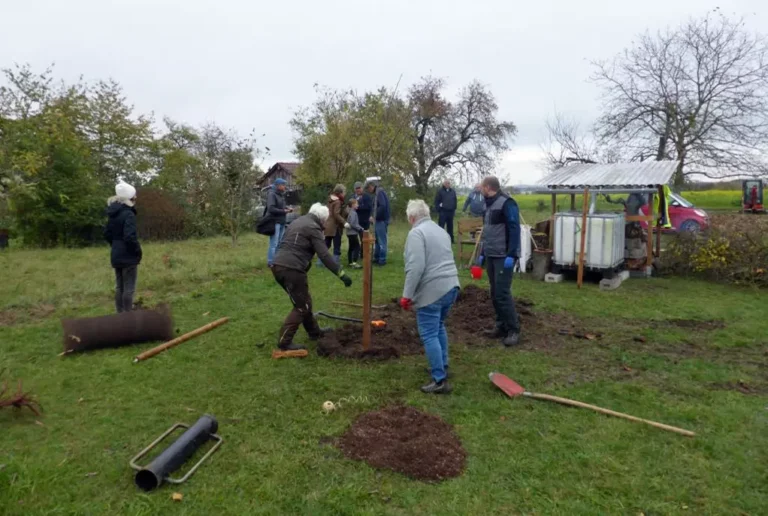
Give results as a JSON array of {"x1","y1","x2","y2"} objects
[
  {"x1": 400, "y1": 199, "x2": 461, "y2": 394},
  {"x1": 266, "y1": 178, "x2": 292, "y2": 267},
  {"x1": 366, "y1": 180, "x2": 390, "y2": 265}
]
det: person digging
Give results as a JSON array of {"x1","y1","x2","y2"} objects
[
  {"x1": 477, "y1": 176, "x2": 521, "y2": 347},
  {"x1": 400, "y1": 200, "x2": 460, "y2": 394},
  {"x1": 271, "y1": 203, "x2": 353, "y2": 352}
]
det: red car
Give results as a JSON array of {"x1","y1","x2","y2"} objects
[{"x1": 639, "y1": 192, "x2": 710, "y2": 232}]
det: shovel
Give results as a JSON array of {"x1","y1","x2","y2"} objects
[{"x1": 489, "y1": 372, "x2": 695, "y2": 437}]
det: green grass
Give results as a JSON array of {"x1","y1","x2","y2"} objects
[{"x1": 2, "y1": 225, "x2": 767, "y2": 515}]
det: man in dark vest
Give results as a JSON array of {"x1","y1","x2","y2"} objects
[{"x1": 477, "y1": 176, "x2": 521, "y2": 347}]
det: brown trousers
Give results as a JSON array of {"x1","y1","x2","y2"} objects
[{"x1": 272, "y1": 265, "x2": 321, "y2": 346}]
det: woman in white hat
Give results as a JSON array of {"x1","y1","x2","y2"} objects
[{"x1": 104, "y1": 182, "x2": 142, "y2": 313}]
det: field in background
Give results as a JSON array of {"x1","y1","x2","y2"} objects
[{"x1": 1, "y1": 223, "x2": 767, "y2": 514}]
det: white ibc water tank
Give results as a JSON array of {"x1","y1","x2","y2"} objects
[{"x1": 553, "y1": 213, "x2": 625, "y2": 269}]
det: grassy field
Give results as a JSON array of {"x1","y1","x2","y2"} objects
[{"x1": 2, "y1": 222, "x2": 768, "y2": 515}]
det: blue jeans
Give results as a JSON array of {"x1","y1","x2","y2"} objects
[
  {"x1": 267, "y1": 223, "x2": 285, "y2": 266},
  {"x1": 416, "y1": 287, "x2": 459, "y2": 383},
  {"x1": 373, "y1": 221, "x2": 388, "y2": 264}
]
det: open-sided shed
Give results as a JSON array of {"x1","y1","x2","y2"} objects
[{"x1": 536, "y1": 161, "x2": 678, "y2": 271}]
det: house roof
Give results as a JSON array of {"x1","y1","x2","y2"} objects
[
  {"x1": 538, "y1": 161, "x2": 678, "y2": 189},
  {"x1": 259, "y1": 162, "x2": 301, "y2": 186}
]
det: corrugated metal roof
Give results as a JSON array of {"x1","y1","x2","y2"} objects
[{"x1": 538, "y1": 161, "x2": 677, "y2": 188}]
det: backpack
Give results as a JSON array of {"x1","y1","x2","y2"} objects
[{"x1": 256, "y1": 205, "x2": 275, "y2": 236}]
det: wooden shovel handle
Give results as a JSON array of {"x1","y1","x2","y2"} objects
[{"x1": 525, "y1": 392, "x2": 695, "y2": 437}]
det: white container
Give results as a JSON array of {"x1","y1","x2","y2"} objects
[
  {"x1": 516, "y1": 225, "x2": 532, "y2": 273},
  {"x1": 553, "y1": 212, "x2": 625, "y2": 269}
]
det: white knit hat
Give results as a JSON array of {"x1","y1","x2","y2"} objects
[{"x1": 115, "y1": 182, "x2": 136, "y2": 199}]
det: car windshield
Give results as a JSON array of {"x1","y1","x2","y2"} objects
[{"x1": 670, "y1": 192, "x2": 693, "y2": 208}]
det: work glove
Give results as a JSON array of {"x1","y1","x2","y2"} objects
[
  {"x1": 399, "y1": 297, "x2": 413, "y2": 311},
  {"x1": 477, "y1": 255, "x2": 484, "y2": 266},
  {"x1": 504, "y1": 257, "x2": 515, "y2": 270},
  {"x1": 340, "y1": 272, "x2": 353, "y2": 288},
  {"x1": 344, "y1": 223, "x2": 350, "y2": 229}
]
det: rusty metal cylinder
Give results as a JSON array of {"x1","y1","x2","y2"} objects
[{"x1": 61, "y1": 305, "x2": 173, "y2": 353}]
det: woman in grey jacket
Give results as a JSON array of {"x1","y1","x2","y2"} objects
[{"x1": 400, "y1": 199, "x2": 460, "y2": 394}]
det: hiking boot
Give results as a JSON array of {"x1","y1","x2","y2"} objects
[
  {"x1": 420, "y1": 380, "x2": 452, "y2": 394},
  {"x1": 483, "y1": 326, "x2": 506, "y2": 339},
  {"x1": 278, "y1": 342, "x2": 307, "y2": 352},
  {"x1": 425, "y1": 366, "x2": 452, "y2": 379},
  {"x1": 502, "y1": 331, "x2": 521, "y2": 347},
  {"x1": 308, "y1": 327, "x2": 333, "y2": 341}
]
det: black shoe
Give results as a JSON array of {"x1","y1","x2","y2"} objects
[
  {"x1": 425, "y1": 367, "x2": 452, "y2": 379},
  {"x1": 483, "y1": 326, "x2": 506, "y2": 339},
  {"x1": 420, "y1": 381, "x2": 452, "y2": 394},
  {"x1": 308, "y1": 328, "x2": 333, "y2": 341},
  {"x1": 502, "y1": 331, "x2": 521, "y2": 347},
  {"x1": 278, "y1": 342, "x2": 307, "y2": 351}
]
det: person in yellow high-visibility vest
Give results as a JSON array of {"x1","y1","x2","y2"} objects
[{"x1": 654, "y1": 184, "x2": 672, "y2": 229}]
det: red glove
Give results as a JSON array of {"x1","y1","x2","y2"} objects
[{"x1": 399, "y1": 297, "x2": 413, "y2": 311}]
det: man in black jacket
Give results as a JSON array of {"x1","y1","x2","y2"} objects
[
  {"x1": 434, "y1": 179, "x2": 458, "y2": 243},
  {"x1": 272, "y1": 203, "x2": 353, "y2": 351},
  {"x1": 104, "y1": 182, "x2": 142, "y2": 313}
]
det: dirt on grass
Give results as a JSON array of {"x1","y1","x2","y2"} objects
[
  {"x1": 0, "y1": 304, "x2": 56, "y2": 327},
  {"x1": 317, "y1": 285, "x2": 593, "y2": 359},
  {"x1": 316, "y1": 306, "x2": 423, "y2": 359},
  {"x1": 336, "y1": 405, "x2": 466, "y2": 482}
]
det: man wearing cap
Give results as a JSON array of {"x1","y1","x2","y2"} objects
[
  {"x1": 104, "y1": 182, "x2": 142, "y2": 313},
  {"x1": 266, "y1": 178, "x2": 292, "y2": 267}
]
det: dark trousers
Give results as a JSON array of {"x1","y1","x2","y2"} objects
[
  {"x1": 325, "y1": 231, "x2": 342, "y2": 257},
  {"x1": 114, "y1": 266, "x2": 138, "y2": 313},
  {"x1": 347, "y1": 234, "x2": 361, "y2": 264},
  {"x1": 486, "y1": 258, "x2": 520, "y2": 333},
  {"x1": 438, "y1": 211, "x2": 455, "y2": 243},
  {"x1": 272, "y1": 265, "x2": 321, "y2": 347}
]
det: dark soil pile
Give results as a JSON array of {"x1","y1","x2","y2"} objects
[
  {"x1": 449, "y1": 284, "x2": 540, "y2": 346},
  {"x1": 336, "y1": 405, "x2": 467, "y2": 482},
  {"x1": 316, "y1": 306, "x2": 422, "y2": 359}
]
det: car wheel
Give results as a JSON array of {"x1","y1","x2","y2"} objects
[{"x1": 679, "y1": 219, "x2": 701, "y2": 233}]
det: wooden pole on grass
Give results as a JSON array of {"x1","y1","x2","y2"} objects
[
  {"x1": 577, "y1": 188, "x2": 590, "y2": 289},
  {"x1": 133, "y1": 317, "x2": 229, "y2": 363},
  {"x1": 362, "y1": 230, "x2": 374, "y2": 351}
]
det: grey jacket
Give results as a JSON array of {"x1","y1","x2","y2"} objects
[
  {"x1": 346, "y1": 209, "x2": 363, "y2": 236},
  {"x1": 402, "y1": 218, "x2": 460, "y2": 309}
]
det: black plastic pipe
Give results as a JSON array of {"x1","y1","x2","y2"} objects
[
  {"x1": 315, "y1": 311, "x2": 362, "y2": 323},
  {"x1": 135, "y1": 414, "x2": 218, "y2": 491}
]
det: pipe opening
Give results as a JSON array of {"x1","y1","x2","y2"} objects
[{"x1": 135, "y1": 470, "x2": 160, "y2": 491}]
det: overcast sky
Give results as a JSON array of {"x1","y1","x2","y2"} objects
[{"x1": 2, "y1": 0, "x2": 766, "y2": 184}]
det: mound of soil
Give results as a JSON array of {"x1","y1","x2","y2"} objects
[
  {"x1": 336, "y1": 405, "x2": 466, "y2": 482},
  {"x1": 318, "y1": 284, "x2": 589, "y2": 359},
  {"x1": 316, "y1": 306, "x2": 423, "y2": 360},
  {"x1": 448, "y1": 285, "x2": 537, "y2": 345}
]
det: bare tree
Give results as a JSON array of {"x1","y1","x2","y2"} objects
[
  {"x1": 408, "y1": 77, "x2": 516, "y2": 194},
  {"x1": 541, "y1": 112, "x2": 624, "y2": 171},
  {"x1": 592, "y1": 10, "x2": 768, "y2": 186}
]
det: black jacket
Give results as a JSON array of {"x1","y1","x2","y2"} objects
[
  {"x1": 434, "y1": 187, "x2": 458, "y2": 212},
  {"x1": 354, "y1": 192, "x2": 373, "y2": 229},
  {"x1": 266, "y1": 187, "x2": 287, "y2": 225},
  {"x1": 273, "y1": 213, "x2": 341, "y2": 274},
  {"x1": 104, "y1": 199, "x2": 142, "y2": 268}
]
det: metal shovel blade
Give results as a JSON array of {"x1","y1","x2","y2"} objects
[{"x1": 489, "y1": 372, "x2": 526, "y2": 397}]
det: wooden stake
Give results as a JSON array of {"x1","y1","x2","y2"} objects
[
  {"x1": 647, "y1": 192, "x2": 655, "y2": 268},
  {"x1": 577, "y1": 188, "x2": 589, "y2": 288},
  {"x1": 133, "y1": 317, "x2": 229, "y2": 363},
  {"x1": 468, "y1": 228, "x2": 483, "y2": 267},
  {"x1": 549, "y1": 193, "x2": 557, "y2": 248},
  {"x1": 655, "y1": 185, "x2": 663, "y2": 258},
  {"x1": 362, "y1": 230, "x2": 374, "y2": 351}
]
